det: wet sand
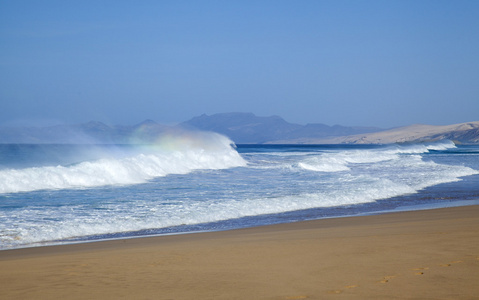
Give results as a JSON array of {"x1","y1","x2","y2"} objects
[{"x1": 1, "y1": 205, "x2": 478, "y2": 299}]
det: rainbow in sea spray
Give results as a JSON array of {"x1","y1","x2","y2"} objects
[{"x1": 0, "y1": 129, "x2": 246, "y2": 194}]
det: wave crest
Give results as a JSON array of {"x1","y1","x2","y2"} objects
[
  {"x1": 297, "y1": 141, "x2": 458, "y2": 173},
  {"x1": 0, "y1": 132, "x2": 246, "y2": 194}
]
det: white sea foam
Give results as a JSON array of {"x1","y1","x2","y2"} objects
[
  {"x1": 6, "y1": 151, "x2": 478, "y2": 248},
  {"x1": 424, "y1": 140, "x2": 457, "y2": 151},
  {"x1": 297, "y1": 141, "x2": 459, "y2": 173},
  {"x1": 395, "y1": 140, "x2": 457, "y2": 153},
  {"x1": 298, "y1": 149, "x2": 398, "y2": 172},
  {"x1": 0, "y1": 177, "x2": 413, "y2": 246},
  {"x1": 2, "y1": 141, "x2": 478, "y2": 249},
  {"x1": 0, "y1": 132, "x2": 246, "y2": 194},
  {"x1": 298, "y1": 156, "x2": 351, "y2": 172}
]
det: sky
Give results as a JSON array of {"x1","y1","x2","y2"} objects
[{"x1": 1, "y1": 0, "x2": 478, "y2": 128}]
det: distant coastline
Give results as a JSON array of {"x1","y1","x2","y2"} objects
[
  {"x1": 268, "y1": 121, "x2": 479, "y2": 145},
  {"x1": 1, "y1": 113, "x2": 478, "y2": 145}
]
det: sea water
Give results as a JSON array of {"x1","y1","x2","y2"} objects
[{"x1": 1, "y1": 132, "x2": 478, "y2": 249}]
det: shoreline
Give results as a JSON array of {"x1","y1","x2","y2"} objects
[
  {"x1": 3, "y1": 198, "x2": 479, "y2": 252},
  {"x1": 3, "y1": 197, "x2": 479, "y2": 252},
  {"x1": 1, "y1": 205, "x2": 478, "y2": 299}
]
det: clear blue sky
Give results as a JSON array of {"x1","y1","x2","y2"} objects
[{"x1": 1, "y1": 0, "x2": 478, "y2": 128}]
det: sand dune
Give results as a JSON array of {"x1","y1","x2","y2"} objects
[{"x1": 276, "y1": 121, "x2": 479, "y2": 144}]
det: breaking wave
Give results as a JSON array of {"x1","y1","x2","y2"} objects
[
  {"x1": 0, "y1": 132, "x2": 246, "y2": 194},
  {"x1": 298, "y1": 141, "x2": 458, "y2": 173}
]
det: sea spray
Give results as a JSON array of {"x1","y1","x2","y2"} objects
[{"x1": 0, "y1": 131, "x2": 246, "y2": 194}]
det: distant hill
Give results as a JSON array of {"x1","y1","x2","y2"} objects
[
  {"x1": 180, "y1": 113, "x2": 301, "y2": 143},
  {"x1": 1, "y1": 113, "x2": 478, "y2": 144},
  {"x1": 181, "y1": 113, "x2": 479, "y2": 144},
  {"x1": 180, "y1": 113, "x2": 382, "y2": 144}
]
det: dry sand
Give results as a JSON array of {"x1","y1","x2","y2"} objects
[{"x1": 1, "y1": 205, "x2": 478, "y2": 300}]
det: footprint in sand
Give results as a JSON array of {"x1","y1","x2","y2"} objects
[
  {"x1": 440, "y1": 263, "x2": 451, "y2": 267},
  {"x1": 440, "y1": 260, "x2": 463, "y2": 267},
  {"x1": 412, "y1": 267, "x2": 429, "y2": 275},
  {"x1": 379, "y1": 275, "x2": 396, "y2": 283},
  {"x1": 345, "y1": 285, "x2": 359, "y2": 289},
  {"x1": 414, "y1": 272, "x2": 424, "y2": 275}
]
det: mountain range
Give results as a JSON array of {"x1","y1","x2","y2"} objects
[
  {"x1": 1, "y1": 112, "x2": 478, "y2": 144},
  {"x1": 180, "y1": 113, "x2": 382, "y2": 144}
]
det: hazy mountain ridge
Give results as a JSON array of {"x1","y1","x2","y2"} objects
[
  {"x1": 182, "y1": 113, "x2": 479, "y2": 144},
  {"x1": 180, "y1": 113, "x2": 303, "y2": 143},
  {"x1": 180, "y1": 113, "x2": 382, "y2": 144},
  {"x1": 1, "y1": 113, "x2": 478, "y2": 144}
]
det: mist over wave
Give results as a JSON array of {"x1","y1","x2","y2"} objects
[{"x1": 0, "y1": 131, "x2": 246, "y2": 194}]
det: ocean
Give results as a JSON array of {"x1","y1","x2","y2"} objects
[{"x1": 1, "y1": 131, "x2": 479, "y2": 250}]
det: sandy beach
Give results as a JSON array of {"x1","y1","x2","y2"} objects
[{"x1": 1, "y1": 205, "x2": 478, "y2": 300}]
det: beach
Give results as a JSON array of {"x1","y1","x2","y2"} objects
[{"x1": 1, "y1": 205, "x2": 478, "y2": 300}]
